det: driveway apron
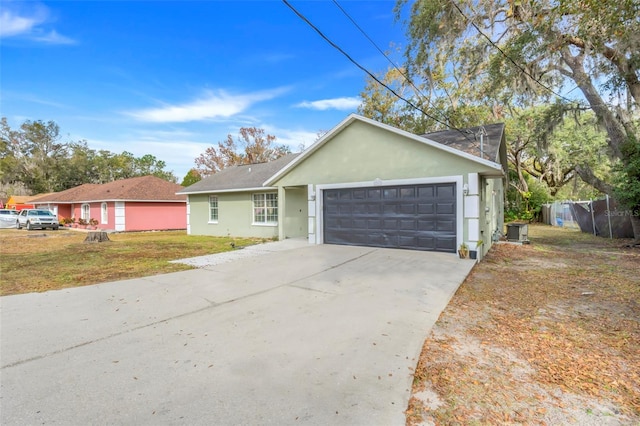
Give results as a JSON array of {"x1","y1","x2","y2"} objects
[{"x1": 0, "y1": 243, "x2": 474, "y2": 425}]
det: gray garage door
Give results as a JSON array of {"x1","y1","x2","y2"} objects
[{"x1": 323, "y1": 183, "x2": 457, "y2": 252}]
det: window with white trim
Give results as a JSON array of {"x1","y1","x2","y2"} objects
[
  {"x1": 252, "y1": 193, "x2": 277, "y2": 225},
  {"x1": 101, "y1": 202, "x2": 108, "y2": 224},
  {"x1": 81, "y1": 203, "x2": 90, "y2": 221},
  {"x1": 209, "y1": 196, "x2": 218, "y2": 222}
]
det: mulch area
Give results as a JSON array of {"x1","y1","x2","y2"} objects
[{"x1": 406, "y1": 225, "x2": 640, "y2": 425}]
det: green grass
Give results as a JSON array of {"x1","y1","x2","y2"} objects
[{"x1": 0, "y1": 229, "x2": 262, "y2": 295}]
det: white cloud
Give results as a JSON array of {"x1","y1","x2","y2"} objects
[
  {"x1": 0, "y1": 10, "x2": 41, "y2": 37},
  {"x1": 261, "y1": 124, "x2": 320, "y2": 151},
  {"x1": 33, "y1": 29, "x2": 76, "y2": 45},
  {"x1": 295, "y1": 97, "x2": 360, "y2": 111},
  {"x1": 127, "y1": 88, "x2": 290, "y2": 123},
  {"x1": 0, "y1": 7, "x2": 76, "y2": 44}
]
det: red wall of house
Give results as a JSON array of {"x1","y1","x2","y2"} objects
[
  {"x1": 54, "y1": 201, "x2": 185, "y2": 231},
  {"x1": 125, "y1": 202, "x2": 186, "y2": 231},
  {"x1": 56, "y1": 205, "x2": 72, "y2": 220}
]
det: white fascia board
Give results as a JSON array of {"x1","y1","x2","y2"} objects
[{"x1": 178, "y1": 186, "x2": 278, "y2": 195}]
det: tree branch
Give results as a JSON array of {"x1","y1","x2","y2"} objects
[
  {"x1": 575, "y1": 164, "x2": 613, "y2": 194},
  {"x1": 565, "y1": 35, "x2": 640, "y2": 105}
]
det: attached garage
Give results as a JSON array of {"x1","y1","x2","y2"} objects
[
  {"x1": 185, "y1": 114, "x2": 508, "y2": 259},
  {"x1": 323, "y1": 183, "x2": 457, "y2": 252}
]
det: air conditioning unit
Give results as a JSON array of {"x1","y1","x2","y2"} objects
[{"x1": 506, "y1": 223, "x2": 529, "y2": 243}]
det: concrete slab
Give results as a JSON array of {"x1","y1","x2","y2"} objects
[{"x1": 0, "y1": 244, "x2": 475, "y2": 425}]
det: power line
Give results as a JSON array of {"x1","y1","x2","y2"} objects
[
  {"x1": 282, "y1": 0, "x2": 477, "y2": 144},
  {"x1": 449, "y1": 0, "x2": 573, "y2": 103},
  {"x1": 331, "y1": 0, "x2": 454, "y2": 129}
]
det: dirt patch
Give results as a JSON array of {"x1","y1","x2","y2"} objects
[{"x1": 406, "y1": 225, "x2": 640, "y2": 425}]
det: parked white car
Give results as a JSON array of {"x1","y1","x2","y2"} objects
[
  {"x1": 0, "y1": 209, "x2": 19, "y2": 229},
  {"x1": 16, "y1": 209, "x2": 60, "y2": 230}
]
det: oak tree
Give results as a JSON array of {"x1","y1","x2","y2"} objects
[{"x1": 395, "y1": 0, "x2": 640, "y2": 240}]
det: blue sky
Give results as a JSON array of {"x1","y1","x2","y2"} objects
[{"x1": 1, "y1": 0, "x2": 406, "y2": 180}]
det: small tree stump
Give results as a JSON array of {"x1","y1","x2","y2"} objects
[{"x1": 84, "y1": 231, "x2": 110, "y2": 243}]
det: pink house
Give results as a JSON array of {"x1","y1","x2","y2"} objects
[{"x1": 31, "y1": 176, "x2": 187, "y2": 232}]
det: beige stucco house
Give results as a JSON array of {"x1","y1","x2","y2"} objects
[{"x1": 178, "y1": 114, "x2": 507, "y2": 257}]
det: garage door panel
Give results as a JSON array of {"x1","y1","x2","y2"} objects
[
  {"x1": 399, "y1": 220, "x2": 417, "y2": 230},
  {"x1": 398, "y1": 203, "x2": 416, "y2": 214},
  {"x1": 368, "y1": 204, "x2": 382, "y2": 214},
  {"x1": 383, "y1": 188, "x2": 398, "y2": 199},
  {"x1": 353, "y1": 219, "x2": 367, "y2": 229},
  {"x1": 367, "y1": 189, "x2": 381, "y2": 199},
  {"x1": 400, "y1": 187, "x2": 415, "y2": 198},
  {"x1": 399, "y1": 235, "x2": 418, "y2": 248},
  {"x1": 435, "y1": 236, "x2": 456, "y2": 251},
  {"x1": 352, "y1": 189, "x2": 366, "y2": 199},
  {"x1": 418, "y1": 186, "x2": 435, "y2": 198},
  {"x1": 353, "y1": 203, "x2": 367, "y2": 214},
  {"x1": 339, "y1": 190, "x2": 352, "y2": 199},
  {"x1": 383, "y1": 204, "x2": 397, "y2": 214},
  {"x1": 367, "y1": 219, "x2": 382, "y2": 228},
  {"x1": 338, "y1": 205, "x2": 352, "y2": 215},
  {"x1": 326, "y1": 204, "x2": 339, "y2": 214},
  {"x1": 437, "y1": 219, "x2": 456, "y2": 232},
  {"x1": 437, "y1": 202, "x2": 455, "y2": 215},
  {"x1": 324, "y1": 183, "x2": 457, "y2": 252},
  {"x1": 436, "y1": 185, "x2": 455, "y2": 198},
  {"x1": 417, "y1": 203, "x2": 435, "y2": 214},
  {"x1": 383, "y1": 219, "x2": 398, "y2": 230},
  {"x1": 418, "y1": 219, "x2": 435, "y2": 231}
]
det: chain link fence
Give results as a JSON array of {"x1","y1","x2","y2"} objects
[{"x1": 541, "y1": 197, "x2": 635, "y2": 238}]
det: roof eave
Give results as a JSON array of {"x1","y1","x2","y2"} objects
[
  {"x1": 178, "y1": 186, "x2": 278, "y2": 195},
  {"x1": 34, "y1": 199, "x2": 186, "y2": 203}
]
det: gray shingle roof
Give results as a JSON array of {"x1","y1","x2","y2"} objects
[
  {"x1": 422, "y1": 123, "x2": 505, "y2": 163},
  {"x1": 178, "y1": 153, "x2": 300, "y2": 194}
]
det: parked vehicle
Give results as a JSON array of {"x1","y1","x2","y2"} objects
[
  {"x1": 0, "y1": 209, "x2": 19, "y2": 229},
  {"x1": 16, "y1": 209, "x2": 59, "y2": 230}
]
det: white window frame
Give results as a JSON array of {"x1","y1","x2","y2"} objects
[
  {"x1": 81, "y1": 203, "x2": 90, "y2": 221},
  {"x1": 252, "y1": 192, "x2": 278, "y2": 226},
  {"x1": 208, "y1": 195, "x2": 218, "y2": 223},
  {"x1": 101, "y1": 202, "x2": 108, "y2": 224}
]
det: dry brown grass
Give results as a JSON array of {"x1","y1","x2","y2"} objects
[
  {"x1": 407, "y1": 225, "x2": 640, "y2": 425},
  {"x1": 0, "y1": 229, "x2": 261, "y2": 295}
]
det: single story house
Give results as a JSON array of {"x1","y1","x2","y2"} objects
[
  {"x1": 178, "y1": 114, "x2": 507, "y2": 257},
  {"x1": 5, "y1": 194, "x2": 54, "y2": 211},
  {"x1": 31, "y1": 175, "x2": 187, "y2": 232}
]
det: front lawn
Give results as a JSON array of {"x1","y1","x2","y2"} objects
[{"x1": 0, "y1": 229, "x2": 261, "y2": 296}]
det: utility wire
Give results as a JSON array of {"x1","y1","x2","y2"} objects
[
  {"x1": 450, "y1": 0, "x2": 573, "y2": 103},
  {"x1": 282, "y1": 0, "x2": 478, "y2": 145},
  {"x1": 331, "y1": 0, "x2": 451, "y2": 125}
]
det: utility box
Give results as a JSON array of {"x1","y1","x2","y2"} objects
[{"x1": 506, "y1": 223, "x2": 529, "y2": 242}]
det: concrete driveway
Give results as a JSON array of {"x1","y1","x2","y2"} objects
[{"x1": 0, "y1": 242, "x2": 474, "y2": 425}]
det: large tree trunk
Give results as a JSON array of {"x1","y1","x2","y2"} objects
[
  {"x1": 575, "y1": 164, "x2": 613, "y2": 194},
  {"x1": 560, "y1": 48, "x2": 628, "y2": 160}
]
